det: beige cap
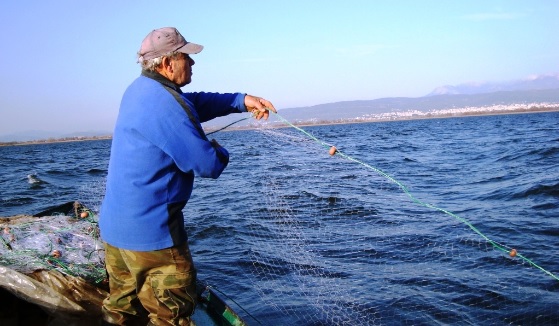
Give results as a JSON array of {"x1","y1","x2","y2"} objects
[{"x1": 138, "y1": 27, "x2": 203, "y2": 62}]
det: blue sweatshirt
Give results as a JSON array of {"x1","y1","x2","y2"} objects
[{"x1": 100, "y1": 70, "x2": 246, "y2": 251}]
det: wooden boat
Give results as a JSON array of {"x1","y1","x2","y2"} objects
[{"x1": 0, "y1": 201, "x2": 248, "y2": 326}]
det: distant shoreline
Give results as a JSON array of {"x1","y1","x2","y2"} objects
[
  {"x1": 1, "y1": 107, "x2": 557, "y2": 147},
  {"x1": 204, "y1": 106, "x2": 559, "y2": 132},
  {"x1": 0, "y1": 135, "x2": 113, "y2": 147}
]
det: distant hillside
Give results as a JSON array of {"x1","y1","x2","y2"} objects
[{"x1": 204, "y1": 88, "x2": 559, "y2": 129}]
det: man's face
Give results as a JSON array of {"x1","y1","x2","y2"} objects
[{"x1": 170, "y1": 53, "x2": 195, "y2": 87}]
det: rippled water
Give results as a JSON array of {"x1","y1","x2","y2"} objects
[{"x1": 1, "y1": 112, "x2": 558, "y2": 325}]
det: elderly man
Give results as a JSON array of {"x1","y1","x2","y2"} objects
[{"x1": 99, "y1": 27, "x2": 275, "y2": 325}]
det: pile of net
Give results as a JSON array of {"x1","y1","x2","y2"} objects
[{"x1": 0, "y1": 201, "x2": 107, "y2": 324}]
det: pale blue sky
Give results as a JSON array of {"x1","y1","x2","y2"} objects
[{"x1": 0, "y1": 1, "x2": 557, "y2": 136}]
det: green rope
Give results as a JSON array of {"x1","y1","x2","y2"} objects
[
  {"x1": 1, "y1": 235, "x2": 12, "y2": 250},
  {"x1": 270, "y1": 110, "x2": 559, "y2": 282}
]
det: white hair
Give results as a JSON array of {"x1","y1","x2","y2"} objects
[{"x1": 139, "y1": 51, "x2": 182, "y2": 71}]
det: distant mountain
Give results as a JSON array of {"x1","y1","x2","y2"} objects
[
  {"x1": 427, "y1": 73, "x2": 559, "y2": 96},
  {"x1": 204, "y1": 88, "x2": 559, "y2": 130},
  {"x1": 276, "y1": 88, "x2": 559, "y2": 123}
]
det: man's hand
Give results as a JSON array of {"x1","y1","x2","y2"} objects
[{"x1": 245, "y1": 95, "x2": 277, "y2": 120}]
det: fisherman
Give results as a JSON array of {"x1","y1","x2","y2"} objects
[{"x1": 99, "y1": 27, "x2": 276, "y2": 325}]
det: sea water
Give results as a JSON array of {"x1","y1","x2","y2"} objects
[{"x1": 1, "y1": 112, "x2": 558, "y2": 325}]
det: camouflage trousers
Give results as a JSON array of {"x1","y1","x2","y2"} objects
[{"x1": 102, "y1": 242, "x2": 197, "y2": 326}]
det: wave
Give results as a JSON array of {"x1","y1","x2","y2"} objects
[
  {"x1": 539, "y1": 146, "x2": 559, "y2": 158},
  {"x1": 0, "y1": 196, "x2": 35, "y2": 208},
  {"x1": 515, "y1": 182, "x2": 559, "y2": 199},
  {"x1": 87, "y1": 168, "x2": 106, "y2": 175},
  {"x1": 27, "y1": 173, "x2": 47, "y2": 185}
]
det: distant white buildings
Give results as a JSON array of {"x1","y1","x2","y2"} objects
[{"x1": 359, "y1": 102, "x2": 559, "y2": 122}]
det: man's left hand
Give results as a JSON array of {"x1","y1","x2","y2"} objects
[{"x1": 245, "y1": 95, "x2": 277, "y2": 120}]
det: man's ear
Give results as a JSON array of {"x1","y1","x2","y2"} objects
[{"x1": 161, "y1": 56, "x2": 172, "y2": 71}]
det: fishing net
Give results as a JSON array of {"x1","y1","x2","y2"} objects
[
  {"x1": 196, "y1": 114, "x2": 559, "y2": 325},
  {"x1": 0, "y1": 202, "x2": 107, "y2": 324},
  {"x1": 0, "y1": 202, "x2": 105, "y2": 282}
]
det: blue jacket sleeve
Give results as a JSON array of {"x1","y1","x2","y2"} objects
[
  {"x1": 160, "y1": 112, "x2": 229, "y2": 179},
  {"x1": 136, "y1": 89, "x2": 230, "y2": 179},
  {"x1": 182, "y1": 92, "x2": 247, "y2": 123}
]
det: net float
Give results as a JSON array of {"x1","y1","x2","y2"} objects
[
  {"x1": 509, "y1": 249, "x2": 517, "y2": 257},
  {"x1": 329, "y1": 146, "x2": 337, "y2": 156}
]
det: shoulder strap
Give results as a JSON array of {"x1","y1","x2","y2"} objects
[{"x1": 161, "y1": 85, "x2": 208, "y2": 141}]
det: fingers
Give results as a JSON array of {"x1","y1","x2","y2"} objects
[
  {"x1": 252, "y1": 110, "x2": 267, "y2": 120},
  {"x1": 245, "y1": 95, "x2": 277, "y2": 120},
  {"x1": 258, "y1": 98, "x2": 277, "y2": 113}
]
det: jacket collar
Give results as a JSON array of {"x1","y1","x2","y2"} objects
[{"x1": 141, "y1": 70, "x2": 182, "y2": 93}]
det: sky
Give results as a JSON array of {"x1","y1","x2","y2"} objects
[{"x1": 0, "y1": 1, "x2": 558, "y2": 137}]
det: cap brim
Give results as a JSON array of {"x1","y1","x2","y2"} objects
[{"x1": 177, "y1": 42, "x2": 203, "y2": 54}]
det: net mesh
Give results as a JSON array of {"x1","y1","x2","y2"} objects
[
  {"x1": 232, "y1": 123, "x2": 559, "y2": 325},
  {"x1": 0, "y1": 203, "x2": 105, "y2": 284}
]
